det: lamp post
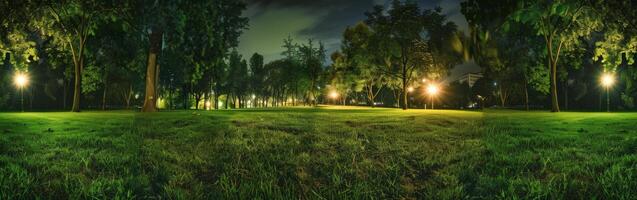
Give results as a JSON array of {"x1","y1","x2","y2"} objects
[
  {"x1": 14, "y1": 72, "x2": 29, "y2": 112},
  {"x1": 426, "y1": 84, "x2": 439, "y2": 109},
  {"x1": 601, "y1": 73, "x2": 615, "y2": 112}
]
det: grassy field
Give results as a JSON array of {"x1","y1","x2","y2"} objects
[{"x1": 0, "y1": 107, "x2": 636, "y2": 199}]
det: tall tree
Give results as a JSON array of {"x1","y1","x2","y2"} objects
[
  {"x1": 38, "y1": 0, "x2": 118, "y2": 112},
  {"x1": 365, "y1": 0, "x2": 454, "y2": 109},
  {"x1": 249, "y1": 53, "x2": 265, "y2": 107},
  {"x1": 510, "y1": 0, "x2": 601, "y2": 112},
  {"x1": 341, "y1": 22, "x2": 385, "y2": 107}
]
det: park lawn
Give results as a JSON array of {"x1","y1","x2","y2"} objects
[{"x1": 0, "y1": 107, "x2": 636, "y2": 199}]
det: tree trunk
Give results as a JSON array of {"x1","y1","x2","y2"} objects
[
  {"x1": 63, "y1": 80, "x2": 67, "y2": 109},
  {"x1": 70, "y1": 33, "x2": 87, "y2": 112},
  {"x1": 142, "y1": 28, "x2": 163, "y2": 112},
  {"x1": 224, "y1": 94, "x2": 229, "y2": 109},
  {"x1": 545, "y1": 37, "x2": 560, "y2": 112},
  {"x1": 195, "y1": 93, "x2": 201, "y2": 110},
  {"x1": 367, "y1": 84, "x2": 375, "y2": 108},
  {"x1": 498, "y1": 85, "x2": 506, "y2": 107},
  {"x1": 310, "y1": 80, "x2": 316, "y2": 106},
  {"x1": 402, "y1": 77, "x2": 408, "y2": 110},
  {"x1": 393, "y1": 89, "x2": 401, "y2": 108},
  {"x1": 101, "y1": 80, "x2": 107, "y2": 110},
  {"x1": 550, "y1": 62, "x2": 559, "y2": 112},
  {"x1": 183, "y1": 84, "x2": 189, "y2": 110},
  {"x1": 564, "y1": 81, "x2": 568, "y2": 110},
  {"x1": 71, "y1": 60, "x2": 82, "y2": 112},
  {"x1": 214, "y1": 92, "x2": 219, "y2": 110},
  {"x1": 524, "y1": 81, "x2": 529, "y2": 111},
  {"x1": 126, "y1": 84, "x2": 132, "y2": 109}
]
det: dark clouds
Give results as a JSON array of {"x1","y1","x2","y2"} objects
[{"x1": 238, "y1": 0, "x2": 479, "y2": 80}]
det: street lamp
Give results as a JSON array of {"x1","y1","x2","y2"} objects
[
  {"x1": 14, "y1": 72, "x2": 29, "y2": 112},
  {"x1": 426, "y1": 84, "x2": 439, "y2": 109},
  {"x1": 600, "y1": 73, "x2": 615, "y2": 112}
]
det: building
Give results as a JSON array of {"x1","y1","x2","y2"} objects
[{"x1": 456, "y1": 72, "x2": 483, "y2": 87}]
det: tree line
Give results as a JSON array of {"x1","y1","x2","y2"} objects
[
  {"x1": 2, "y1": 0, "x2": 636, "y2": 112},
  {"x1": 459, "y1": 0, "x2": 637, "y2": 111}
]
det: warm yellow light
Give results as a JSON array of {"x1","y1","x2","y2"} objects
[
  {"x1": 329, "y1": 91, "x2": 339, "y2": 99},
  {"x1": 601, "y1": 73, "x2": 615, "y2": 87},
  {"x1": 427, "y1": 84, "x2": 439, "y2": 95},
  {"x1": 14, "y1": 73, "x2": 28, "y2": 87},
  {"x1": 407, "y1": 87, "x2": 414, "y2": 93}
]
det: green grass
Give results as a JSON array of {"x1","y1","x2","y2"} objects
[{"x1": 1, "y1": 107, "x2": 636, "y2": 199}]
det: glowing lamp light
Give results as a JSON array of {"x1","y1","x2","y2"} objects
[
  {"x1": 329, "y1": 91, "x2": 339, "y2": 99},
  {"x1": 14, "y1": 72, "x2": 29, "y2": 112},
  {"x1": 600, "y1": 73, "x2": 616, "y2": 112},
  {"x1": 14, "y1": 73, "x2": 28, "y2": 88},
  {"x1": 427, "y1": 84, "x2": 439, "y2": 95},
  {"x1": 407, "y1": 86, "x2": 415, "y2": 93},
  {"x1": 601, "y1": 73, "x2": 615, "y2": 88}
]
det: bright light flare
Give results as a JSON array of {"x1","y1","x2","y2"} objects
[
  {"x1": 601, "y1": 73, "x2": 615, "y2": 88},
  {"x1": 426, "y1": 84, "x2": 439, "y2": 96},
  {"x1": 329, "y1": 91, "x2": 339, "y2": 99},
  {"x1": 407, "y1": 86, "x2": 414, "y2": 93},
  {"x1": 14, "y1": 73, "x2": 28, "y2": 88}
]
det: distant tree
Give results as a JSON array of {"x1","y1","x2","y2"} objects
[
  {"x1": 227, "y1": 50, "x2": 249, "y2": 108},
  {"x1": 298, "y1": 39, "x2": 325, "y2": 106},
  {"x1": 327, "y1": 51, "x2": 359, "y2": 105},
  {"x1": 365, "y1": 0, "x2": 446, "y2": 110},
  {"x1": 249, "y1": 53, "x2": 264, "y2": 107}
]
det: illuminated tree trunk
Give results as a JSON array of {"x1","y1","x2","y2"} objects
[
  {"x1": 549, "y1": 63, "x2": 559, "y2": 112},
  {"x1": 142, "y1": 28, "x2": 163, "y2": 112},
  {"x1": 70, "y1": 35, "x2": 86, "y2": 112},
  {"x1": 71, "y1": 61, "x2": 82, "y2": 112},
  {"x1": 401, "y1": 72, "x2": 408, "y2": 110},
  {"x1": 126, "y1": 84, "x2": 132, "y2": 109},
  {"x1": 101, "y1": 79, "x2": 107, "y2": 110},
  {"x1": 545, "y1": 35, "x2": 562, "y2": 112},
  {"x1": 524, "y1": 81, "x2": 529, "y2": 111}
]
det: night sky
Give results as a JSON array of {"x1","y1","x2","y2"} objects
[{"x1": 238, "y1": 0, "x2": 480, "y2": 81}]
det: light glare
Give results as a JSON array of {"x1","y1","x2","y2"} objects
[
  {"x1": 329, "y1": 91, "x2": 339, "y2": 99},
  {"x1": 14, "y1": 73, "x2": 28, "y2": 87},
  {"x1": 601, "y1": 73, "x2": 615, "y2": 87},
  {"x1": 427, "y1": 84, "x2": 439, "y2": 95}
]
